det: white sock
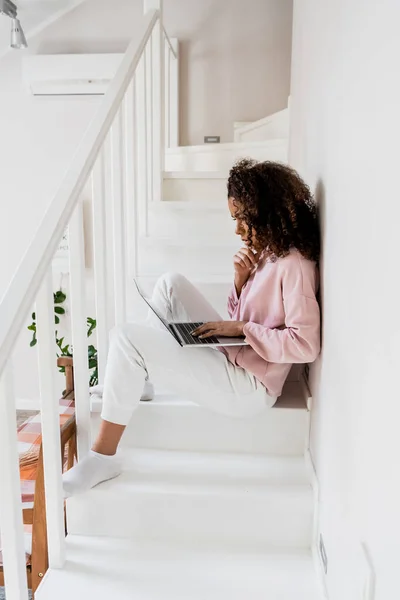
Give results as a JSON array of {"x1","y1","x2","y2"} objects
[
  {"x1": 89, "y1": 380, "x2": 155, "y2": 401},
  {"x1": 62, "y1": 450, "x2": 121, "y2": 499}
]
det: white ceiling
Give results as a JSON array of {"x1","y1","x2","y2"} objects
[{"x1": 0, "y1": 0, "x2": 85, "y2": 55}]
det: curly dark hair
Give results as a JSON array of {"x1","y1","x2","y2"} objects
[{"x1": 227, "y1": 159, "x2": 320, "y2": 262}]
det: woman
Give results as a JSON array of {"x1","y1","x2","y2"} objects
[{"x1": 63, "y1": 159, "x2": 321, "y2": 497}]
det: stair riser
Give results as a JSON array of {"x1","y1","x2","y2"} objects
[
  {"x1": 91, "y1": 405, "x2": 308, "y2": 456},
  {"x1": 165, "y1": 143, "x2": 288, "y2": 171},
  {"x1": 148, "y1": 211, "x2": 234, "y2": 239},
  {"x1": 163, "y1": 178, "x2": 227, "y2": 202},
  {"x1": 138, "y1": 243, "x2": 237, "y2": 279},
  {"x1": 67, "y1": 488, "x2": 312, "y2": 549}
]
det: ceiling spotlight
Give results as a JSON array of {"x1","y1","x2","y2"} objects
[
  {"x1": 0, "y1": 0, "x2": 28, "y2": 49},
  {"x1": 10, "y1": 17, "x2": 27, "y2": 49}
]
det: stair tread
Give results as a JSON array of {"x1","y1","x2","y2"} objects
[
  {"x1": 37, "y1": 536, "x2": 323, "y2": 600},
  {"x1": 101, "y1": 449, "x2": 311, "y2": 493},
  {"x1": 139, "y1": 235, "x2": 238, "y2": 249},
  {"x1": 165, "y1": 138, "x2": 288, "y2": 153},
  {"x1": 71, "y1": 449, "x2": 312, "y2": 498},
  {"x1": 149, "y1": 199, "x2": 228, "y2": 211},
  {"x1": 164, "y1": 170, "x2": 227, "y2": 179},
  {"x1": 91, "y1": 381, "x2": 308, "y2": 414}
]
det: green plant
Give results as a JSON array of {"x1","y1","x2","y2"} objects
[{"x1": 28, "y1": 291, "x2": 98, "y2": 387}]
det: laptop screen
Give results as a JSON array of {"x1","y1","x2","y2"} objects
[{"x1": 133, "y1": 280, "x2": 169, "y2": 330}]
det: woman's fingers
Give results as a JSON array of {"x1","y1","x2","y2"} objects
[
  {"x1": 239, "y1": 248, "x2": 259, "y2": 265},
  {"x1": 235, "y1": 251, "x2": 252, "y2": 269},
  {"x1": 234, "y1": 248, "x2": 259, "y2": 270},
  {"x1": 191, "y1": 322, "x2": 218, "y2": 337},
  {"x1": 234, "y1": 255, "x2": 250, "y2": 270},
  {"x1": 198, "y1": 330, "x2": 218, "y2": 339}
]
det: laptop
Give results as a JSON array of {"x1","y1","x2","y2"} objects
[{"x1": 134, "y1": 280, "x2": 249, "y2": 348}]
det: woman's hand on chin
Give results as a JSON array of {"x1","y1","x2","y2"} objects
[{"x1": 191, "y1": 321, "x2": 248, "y2": 339}]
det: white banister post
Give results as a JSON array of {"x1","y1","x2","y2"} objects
[
  {"x1": 111, "y1": 108, "x2": 127, "y2": 326},
  {"x1": 164, "y1": 38, "x2": 170, "y2": 148},
  {"x1": 0, "y1": 364, "x2": 30, "y2": 600},
  {"x1": 136, "y1": 53, "x2": 149, "y2": 236},
  {"x1": 69, "y1": 200, "x2": 91, "y2": 459},
  {"x1": 169, "y1": 38, "x2": 179, "y2": 148},
  {"x1": 145, "y1": 0, "x2": 164, "y2": 201},
  {"x1": 36, "y1": 270, "x2": 66, "y2": 569},
  {"x1": 91, "y1": 149, "x2": 108, "y2": 384},
  {"x1": 145, "y1": 38, "x2": 153, "y2": 204},
  {"x1": 124, "y1": 79, "x2": 139, "y2": 288}
]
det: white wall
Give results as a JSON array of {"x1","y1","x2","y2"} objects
[
  {"x1": 34, "y1": 0, "x2": 293, "y2": 145},
  {"x1": 289, "y1": 1, "x2": 400, "y2": 599},
  {"x1": 0, "y1": 17, "x2": 100, "y2": 404},
  {"x1": 167, "y1": 0, "x2": 293, "y2": 145}
]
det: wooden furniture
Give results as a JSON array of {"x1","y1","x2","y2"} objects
[{"x1": 0, "y1": 357, "x2": 76, "y2": 597}]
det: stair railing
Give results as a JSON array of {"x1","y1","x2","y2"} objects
[{"x1": 0, "y1": 1, "x2": 178, "y2": 597}]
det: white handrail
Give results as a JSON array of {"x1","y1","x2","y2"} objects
[
  {"x1": 0, "y1": 9, "x2": 158, "y2": 377},
  {"x1": 163, "y1": 26, "x2": 178, "y2": 59},
  {"x1": 163, "y1": 27, "x2": 178, "y2": 59}
]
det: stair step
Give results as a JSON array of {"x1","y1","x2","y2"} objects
[
  {"x1": 164, "y1": 170, "x2": 227, "y2": 179},
  {"x1": 66, "y1": 450, "x2": 312, "y2": 548},
  {"x1": 91, "y1": 382, "x2": 309, "y2": 456},
  {"x1": 147, "y1": 201, "x2": 233, "y2": 238},
  {"x1": 36, "y1": 536, "x2": 323, "y2": 600},
  {"x1": 138, "y1": 236, "x2": 237, "y2": 279},
  {"x1": 163, "y1": 173, "x2": 227, "y2": 202},
  {"x1": 165, "y1": 139, "x2": 288, "y2": 171}
]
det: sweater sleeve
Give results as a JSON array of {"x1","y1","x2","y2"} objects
[
  {"x1": 227, "y1": 285, "x2": 239, "y2": 318},
  {"x1": 243, "y1": 260, "x2": 320, "y2": 364}
]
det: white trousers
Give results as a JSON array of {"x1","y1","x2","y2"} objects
[{"x1": 101, "y1": 273, "x2": 276, "y2": 426}]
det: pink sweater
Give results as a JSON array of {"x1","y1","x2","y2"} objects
[{"x1": 223, "y1": 248, "x2": 320, "y2": 397}]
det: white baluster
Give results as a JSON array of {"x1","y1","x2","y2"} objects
[
  {"x1": 164, "y1": 39, "x2": 171, "y2": 148},
  {"x1": 145, "y1": 37, "x2": 153, "y2": 203},
  {"x1": 169, "y1": 38, "x2": 179, "y2": 148},
  {"x1": 0, "y1": 364, "x2": 29, "y2": 600},
  {"x1": 136, "y1": 52, "x2": 149, "y2": 236},
  {"x1": 36, "y1": 270, "x2": 66, "y2": 568},
  {"x1": 91, "y1": 149, "x2": 108, "y2": 383},
  {"x1": 111, "y1": 108, "x2": 127, "y2": 326},
  {"x1": 69, "y1": 200, "x2": 90, "y2": 459},
  {"x1": 151, "y1": 17, "x2": 165, "y2": 201},
  {"x1": 124, "y1": 80, "x2": 139, "y2": 287}
]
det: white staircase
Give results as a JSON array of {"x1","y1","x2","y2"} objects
[
  {"x1": 33, "y1": 108, "x2": 325, "y2": 600},
  {"x1": 0, "y1": 5, "x2": 324, "y2": 598},
  {"x1": 37, "y1": 135, "x2": 323, "y2": 598},
  {"x1": 37, "y1": 385, "x2": 322, "y2": 600}
]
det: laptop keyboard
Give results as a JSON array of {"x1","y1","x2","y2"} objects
[{"x1": 173, "y1": 322, "x2": 220, "y2": 345}]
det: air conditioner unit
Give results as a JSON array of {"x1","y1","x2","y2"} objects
[{"x1": 22, "y1": 54, "x2": 124, "y2": 96}]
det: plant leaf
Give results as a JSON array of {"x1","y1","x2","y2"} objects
[
  {"x1": 55, "y1": 316, "x2": 60, "y2": 324},
  {"x1": 32, "y1": 312, "x2": 36, "y2": 320},
  {"x1": 54, "y1": 306, "x2": 65, "y2": 315},
  {"x1": 27, "y1": 324, "x2": 36, "y2": 331},
  {"x1": 88, "y1": 359, "x2": 97, "y2": 369},
  {"x1": 30, "y1": 338, "x2": 37, "y2": 347},
  {"x1": 54, "y1": 291, "x2": 67, "y2": 304}
]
